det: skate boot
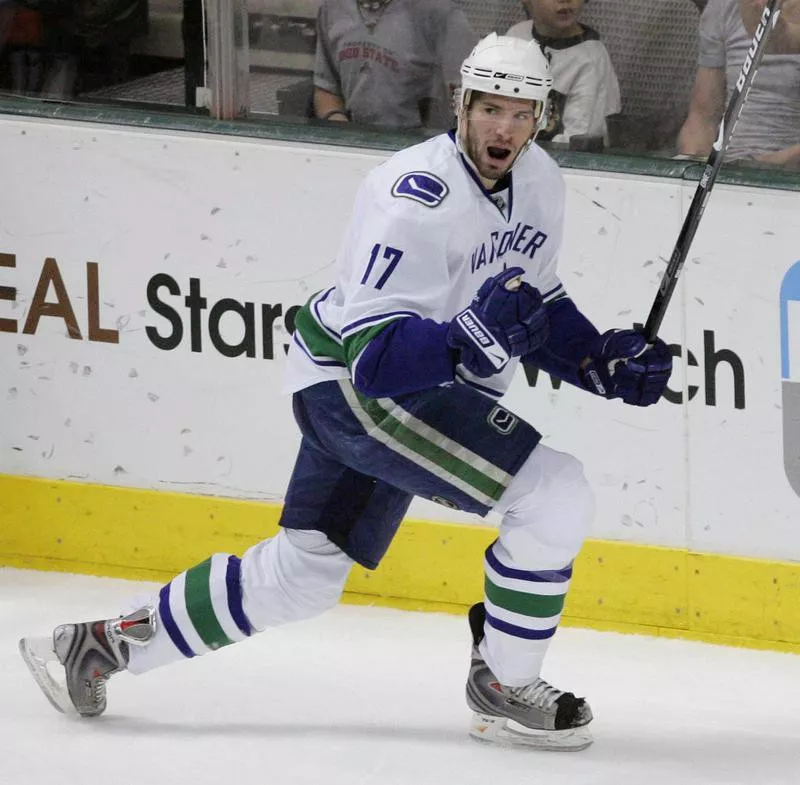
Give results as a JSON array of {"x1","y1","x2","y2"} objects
[
  {"x1": 465, "y1": 603, "x2": 593, "y2": 751},
  {"x1": 19, "y1": 606, "x2": 155, "y2": 717}
]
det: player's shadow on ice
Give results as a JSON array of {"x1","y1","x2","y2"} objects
[
  {"x1": 74, "y1": 715, "x2": 800, "y2": 774},
  {"x1": 87, "y1": 716, "x2": 471, "y2": 747},
  {"x1": 587, "y1": 728, "x2": 799, "y2": 776}
]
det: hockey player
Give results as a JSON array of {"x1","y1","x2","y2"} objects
[{"x1": 19, "y1": 33, "x2": 672, "y2": 752}]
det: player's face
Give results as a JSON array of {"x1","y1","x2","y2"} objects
[
  {"x1": 526, "y1": 0, "x2": 584, "y2": 37},
  {"x1": 463, "y1": 94, "x2": 539, "y2": 186}
]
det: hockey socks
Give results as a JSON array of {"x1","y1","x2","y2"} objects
[
  {"x1": 480, "y1": 540, "x2": 571, "y2": 687},
  {"x1": 128, "y1": 553, "x2": 253, "y2": 674}
]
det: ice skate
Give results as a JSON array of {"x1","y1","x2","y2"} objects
[
  {"x1": 19, "y1": 607, "x2": 155, "y2": 717},
  {"x1": 465, "y1": 603, "x2": 593, "y2": 751}
]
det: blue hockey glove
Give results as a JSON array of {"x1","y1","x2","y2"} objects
[
  {"x1": 447, "y1": 266, "x2": 549, "y2": 377},
  {"x1": 581, "y1": 329, "x2": 672, "y2": 406}
]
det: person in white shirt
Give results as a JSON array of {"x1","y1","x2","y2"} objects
[{"x1": 507, "y1": 0, "x2": 621, "y2": 145}]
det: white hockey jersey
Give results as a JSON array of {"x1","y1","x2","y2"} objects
[{"x1": 285, "y1": 131, "x2": 567, "y2": 399}]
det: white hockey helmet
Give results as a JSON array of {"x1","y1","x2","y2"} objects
[{"x1": 459, "y1": 33, "x2": 553, "y2": 112}]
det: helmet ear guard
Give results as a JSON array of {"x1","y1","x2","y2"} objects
[{"x1": 534, "y1": 94, "x2": 550, "y2": 135}]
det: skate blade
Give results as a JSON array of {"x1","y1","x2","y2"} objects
[
  {"x1": 19, "y1": 636, "x2": 77, "y2": 716},
  {"x1": 469, "y1": 712, "x2": 593, "y2": 752}
]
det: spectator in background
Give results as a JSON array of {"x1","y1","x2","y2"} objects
[
  {"x1": 678, "y1": 0, "x2": 800, "y2": 169},
  {"x1": 506, "y1": 0, "x2": 620, "y2": 146},
  {"x1": 2, "y1": 3, "x2": 44, "y2": 94},
  {"x1": 740, "y1": 0, "x2": 800, "y2": 53},
  {"x1": 313, "y1": 0, "x2": 477, "y2": 130},
  {"x1": 0, "y1": 1, "x2": 14, "y2": 56},
  {"x1": 28, "y1": 0, "x2": 147, "y2": 98}
]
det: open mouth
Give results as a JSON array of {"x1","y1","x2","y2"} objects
[{"x1": 487, "y1": 146, "x2": 512, "y2": 161}]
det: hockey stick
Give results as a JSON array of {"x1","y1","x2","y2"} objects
[{"x1": 643, "y1": 0, "x2": 784, "y2": 342}]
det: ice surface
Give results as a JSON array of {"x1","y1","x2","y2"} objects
[{"x1": 2, "y1": 568, "x2": 799, "y2": 785}]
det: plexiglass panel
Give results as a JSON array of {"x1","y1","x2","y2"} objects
[
  {"x1": 0, "y1": 0, "x2": 798, "y2": 172},
  {"x1": 0, "y1": 0, "x2": 197, "y2": 106}
]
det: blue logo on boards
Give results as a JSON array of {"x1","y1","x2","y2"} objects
[
  {"x1": 780, "y1": 260, "x2": 800, "y2": 497},
  {"x1": 391, "y1": 172, "x2": 449, "y2": 207}
]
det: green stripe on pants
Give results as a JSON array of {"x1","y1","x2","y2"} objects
[{"x1": 358, "y1": 395, "x2": 507, "y2": 502}]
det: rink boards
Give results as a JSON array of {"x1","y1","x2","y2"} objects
[{"x1": 1, "y1": 115, "x2": 800, "y2": 652}]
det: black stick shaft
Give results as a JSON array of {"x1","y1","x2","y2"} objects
[{"x1": 643, "y1": 0, "x2": 784, "y2": 342}]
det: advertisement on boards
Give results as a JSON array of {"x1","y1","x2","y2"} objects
[{"x1": 1, "y1": 118, "x2": 799, "y2": 561}]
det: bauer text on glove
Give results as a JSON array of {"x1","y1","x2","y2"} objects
[{"x1": 446, "y1": 266, "x2": 549, "y2": 377}]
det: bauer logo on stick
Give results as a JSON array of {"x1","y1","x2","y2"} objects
[
  {"x1": 737, "y1": 6, "x2": 772, "y2": 91},
  {"x1": 643, "y1": 0, "x2": 783, "y2": 342}
]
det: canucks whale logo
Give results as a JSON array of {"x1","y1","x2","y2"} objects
[
  {"x1": 780, "y1": 260, "x2": 800, "y2": 496},
  {"x1": 392, "y1": 172, "x2": 449, "y2": 207}
]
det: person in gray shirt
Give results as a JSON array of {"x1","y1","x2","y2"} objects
[
  {"x1": 677, "y1": 0, "x2": 800, "y2": 168},
  {"x1": 740, "y1": 0, "x2": 800, "y2": 53},
  {"x1": 313, "y1": 0, "x2": 477, "y2": 129}
]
